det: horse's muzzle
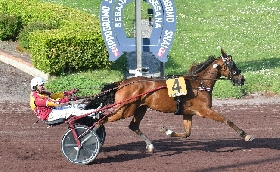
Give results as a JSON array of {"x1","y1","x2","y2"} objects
[{"x1": 232, "y1": 75, "x2": 245, "y2": 86}]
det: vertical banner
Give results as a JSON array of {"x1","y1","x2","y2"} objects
[
  {"x1": 100, "y1": 0, "x2": 121, "y2": 61},
  {"x1": 154, "y1": 0, "x2": 176, "y2": 62},
  {"x1": 100, "y1": 0, "x2": 176, "y2": 62}
]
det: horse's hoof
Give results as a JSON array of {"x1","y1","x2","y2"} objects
[
  {"x1": 146, "y1": 144, "x2": 154, "y2": 153},
  {"x1": 159, "y1": 126, "x2": 168, "y2": 132},
  {"x1": 245, "y1": 135, "x2": 254, "y2": 141}
]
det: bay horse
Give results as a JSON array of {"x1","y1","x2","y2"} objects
[{"x1": 86, "y1": 49, "x2": 253, "y2": 152}]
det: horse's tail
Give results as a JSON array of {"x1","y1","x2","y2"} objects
[{"x1": 84, "y1": 81, "x2": 120, "y2": 109}]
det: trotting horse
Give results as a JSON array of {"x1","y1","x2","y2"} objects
[{"x1": 87, "y1": 49, "x2": 254, "y2": 152}]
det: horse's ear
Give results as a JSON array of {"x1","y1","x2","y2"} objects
[{"x1": 221, "y1": 48, "x2": 227, "y2": 58}]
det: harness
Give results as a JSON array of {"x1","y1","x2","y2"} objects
[{"x1": 71, "y1": 55, "x2": 240, "y2": 116}]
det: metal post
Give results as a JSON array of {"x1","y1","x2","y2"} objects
[
  {"x1": 160, "y1": 62, "x2": 165, "y2": 78},
  {"x1": 136, "y1": 0, "x2": 142, "y2": 76}
]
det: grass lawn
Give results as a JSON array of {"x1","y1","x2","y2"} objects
[{"x1": 40, "y1": 0, "x2": 280, "y2": 98}]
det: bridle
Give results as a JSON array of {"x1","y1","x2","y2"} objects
[
  {"x1": 221, "y1": 55, "x2": 242, "y2": 83},
  {"x1": 188, "y1": 55, "x2": 244, "y2": 90}
]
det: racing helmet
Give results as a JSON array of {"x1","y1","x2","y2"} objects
[{"x1": 31, "y1": 77, "x2": 45, "y2": 90}]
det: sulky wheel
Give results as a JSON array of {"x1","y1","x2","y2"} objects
[{"x1": 61, "y1": 125, "x2": 100, "y2": 165}]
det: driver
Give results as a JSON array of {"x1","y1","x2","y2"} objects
[{"x1": 30, "y1": 77, "x2": 100, "y2": 122}]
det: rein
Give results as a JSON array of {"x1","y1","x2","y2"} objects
[
  {"x1": 78, "y1": 80, "x2": 155, "y2": 102},
  {"x1": 80, "y1": 75, "x2": 222, "y2": 101},
  {"x1": 67, "y1": 85, "x2": 167, "y2": 125},
  {"x1": 78, "y1": 62, "x2": 233, "y2": 101}
]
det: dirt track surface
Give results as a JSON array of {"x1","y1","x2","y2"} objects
[{"x1": 1, "y1": 61, "x2": 280, "y2": 172}]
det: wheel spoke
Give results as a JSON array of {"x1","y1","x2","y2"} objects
[
  {"x1": 81, "y1": 134, "x2": 92, "y2": 145},
  {"x1": 73, "y1": 148, "x2": 81, "y2": 161},
  {"x1": 63, "y1": 143, "x2": 78, "y2": 147}
]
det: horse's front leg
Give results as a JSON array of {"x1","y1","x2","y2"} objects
[
  {"x1": 199, "y1": 107, "x2": 254, "y2": 141},
  {"x1": 159, "y1": 115, "x2": 193, "y2": 138},
  {"x1": 225, "y1": 119, "x2": 254, "y2": 141}
]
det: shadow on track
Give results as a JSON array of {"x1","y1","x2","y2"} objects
[{"x1": 93, "y1": 137, "x2": 280, "y2": 164}]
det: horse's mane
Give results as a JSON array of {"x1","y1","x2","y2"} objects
[
  {"x1": 188, "y1": 56, "x2": 217, "y2": 75},
  {"x1": 84, "y1": 81, "x2": 121, "y2": 109}
]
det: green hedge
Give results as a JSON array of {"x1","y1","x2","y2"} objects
[
  {"x1": 18, "y1": 22, "x2": 58, "y2": 49},
  {"x1": 0, "y1": 0, "x2": 109, "y2": 75},
  {"x1": 0, "y1": 13, "x2": 22, "y2": 40}
]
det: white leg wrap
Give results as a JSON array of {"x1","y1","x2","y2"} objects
[
  {"x1": 146, "y1": 144, "x2": 154, "y2": 153},
  {"x1": 165, "y1": 129, "x2": 173, "y2": 136}
]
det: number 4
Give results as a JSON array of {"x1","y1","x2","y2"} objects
[
  {"x1": 166, "y1": 77, "x2": 187, "y2": 97},
  {"x1": 172, "y1": 78, "x2": 182, "y2": 92}
]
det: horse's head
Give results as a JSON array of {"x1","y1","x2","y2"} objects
[{"x1": 215, "y1": 49, "x2": 245, "y2": 86}]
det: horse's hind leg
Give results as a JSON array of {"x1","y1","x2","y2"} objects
[
  {"x1": 199, "y1": 108, "x2": 254, "y2": 141},
  {"x1": 128, "y1": 106, "x2": 154, "y2": 152},
  {"x1": 159, "y1": 115, "x2": 193, "y2": 138}
]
